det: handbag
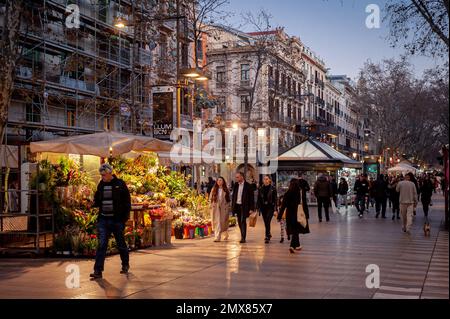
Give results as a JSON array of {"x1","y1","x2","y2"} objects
[
  {"x1": 249, "y1": 211, "x2": 258, "y2": 227},
  {"x1": 331, "y1": 199, "x2": 337, "y2": 214},
  {"x1": 297, "y1": 190, "x2": 307, "y2": 227}
]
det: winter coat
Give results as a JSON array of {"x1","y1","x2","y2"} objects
[
  {"x1": 338, "y1": 181, "x2": 349, "y2": 195},
  {"x1": 373, "y1": 179, "x2": 388, "y2": 199},
  {"x1": 257, "y1": 185, "x2": 277, "y2": 214},
  {"x1": 210, "y1": 188, "x2": 231, "y2": 233},
  {"x1": 354, "y1": 179, "x2": 369, "y2": 197},
  {"x1": 278, "y1": 189, "x2": 309, "y2": 236},
  {"x1": 231, "y1": 181, "x2": 255, "y2": 218},
  {"x1": 93, "y1": 176, "x2": 131, "y2": 223},
  {"x1": 314, "y1": 177, "x2": 332, "y2": 198}
]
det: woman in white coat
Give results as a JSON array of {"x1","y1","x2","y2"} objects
[{"x1": 209, "y1": 177, "x2": 231, "y2": 242}]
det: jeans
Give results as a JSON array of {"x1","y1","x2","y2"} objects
[
  {"x1": 337, "y1": 194, "x2": 348, "y2": 210},
  {"x1": 260, "y1": 206, "x2": 274, "y2": 239},
  {"x1": 375, "y1": 197, "x2": 387, "y2": 217},
  {"x1": 317, "y1": 197, "x2": 330, "y2": 221},
  {"x1": 355, "y1": 195, "x2": 366, "y2": 214},
  {"x1": 94, "y1": 217, "x2": 129, "y2": 272}
]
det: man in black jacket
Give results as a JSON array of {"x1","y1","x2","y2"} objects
[
  {"x1": 90, "y1": 163, "x2": 131, "y2": 279},
  {"x1": 373, "y1": 174, "x2": 389, "y2": 218},
  {"x1": 354, "y1": 174, "x2": 369, "y2": 218},
  {"x1": 231, "y1": 172, "x2": 255, "y2": 243}
]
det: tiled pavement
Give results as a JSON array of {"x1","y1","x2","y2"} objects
[{"x1": 0, "y1": 195, "x2": 448, "y2": 299}]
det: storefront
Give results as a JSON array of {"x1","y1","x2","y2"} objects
[{"x1": 276, "y1": 138, "x2": 362, "y2": 205}]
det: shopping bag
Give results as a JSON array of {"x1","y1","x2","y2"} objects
[
  {"x1": 249, "y1": 211, "x2": 258, "y2": 227},
  {"x1": 297, "y1": 204, "x2": 307, "y2": 228},
  {"x1": 331, "y1": 199, "x2": 337, "y2": 214}
]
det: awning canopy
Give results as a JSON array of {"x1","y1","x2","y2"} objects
[
  {"x1": 30, "y1": 131, "x2": 174, "y2": 158},
  {"x1": 388, "y1": 162, "x2": 418, "y2": 174},
  {"x1": 277, "y1": 138, "x2": 362, "y2": 170}
]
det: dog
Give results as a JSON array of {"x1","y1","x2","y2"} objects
[{"x1": 423, "y1": 222, "x2": 431, "y2": 236}]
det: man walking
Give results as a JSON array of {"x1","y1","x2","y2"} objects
[
  {"x1": 337, "y1": 177, "x2": 349, "y2": 211},
  {"x1": 90, "y1": 163, "x2": 131, "y2": 279},
  {"x1": 231, "y1": 172, "x2": 255, "y2": 243},
  {"x1": 313, "y1": 174, "x2": 332, "y2": 222},
  {"x1": 396, "y1": 174, "x2": 418, "y2": 234},
  {"x1": 354, "y1": 174, "x2": 369, "y2": 218},
  {"x1": 373, "y1": 174, "x2": 389, "y2": 218}
]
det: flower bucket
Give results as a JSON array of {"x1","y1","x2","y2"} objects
[
  {"x1": 199, "y1": 227, "x2": 205, "y2": 237},
  {"x1": 175, "y1": 226, "x2": 184, "y2": 239},
  {"x1": 204, "y1": 225, "x2": 209, "y2": 236},
  {"x1": 183, "y1": 227, "x2": 190, "y2": 239},
  {"x1": 189, "y1": 227, "x2": 195, "y2": 239}
]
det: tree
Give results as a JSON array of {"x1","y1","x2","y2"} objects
[
  {"x1": 355, "y1": 58, "x2": 449, "y2": 164},
  {"x1": 385, "y1": 0, "x2": 449, "y2": 58},
  {"x1": 0, "y1": 0, "x2": 24, "y2": 147}
]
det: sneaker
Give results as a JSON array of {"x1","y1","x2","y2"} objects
[
  {"x1": 239, "y1": 239, "x2": 246, "y2": 244},
  {"x1": 289, "y1": 247, "x2": 295, "y2": 254},
  {"x1": 376, "y1": 213, "x2": 380, "y2": 218},
  {"x1": 90, "y1": 271, "x2": 102, "y2": 279},
  {"x1": 120, "y1": 265, "x2": 129, "y2": 274},
  {"x1": 402, "y1": 227, "x2": 406, "y2": 232},
  {"x1": 295, "y1": 245, "x2": 303, "y2": 251},
  {"x1": 392, "y1": 215, "x2": 395, "y2": 220},
  {"x1": 280, "y1": 238, "x2": 284, "y2": 243},
  {"x1": 358, "y1": 214, "x2": 363, "y2": 218},
  {"x1": 264, "y1": 239, "x2": 269, "y2": 244}
]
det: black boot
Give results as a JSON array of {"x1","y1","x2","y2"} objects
[{"x1": 90, "y1": 271, "x2": 102, "y2": 279}]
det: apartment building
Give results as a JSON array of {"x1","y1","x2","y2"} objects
[{"x1": 205, "y1": 25, "x2": 306, "y2": 180}]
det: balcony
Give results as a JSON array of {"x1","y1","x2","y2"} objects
[{"x1": 240, "y1": 80, "x2": 251, "y2": 88}]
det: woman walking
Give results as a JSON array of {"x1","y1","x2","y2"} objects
[
  {"x1": 278, "y1": 179, "x2": 309, "y2": 254},
  {"x1": 257, "y1": 175, "x2": 278, "y2": 244},
  {"x1": 210, "y1": 177, "x2": 231, "y2": 242}
]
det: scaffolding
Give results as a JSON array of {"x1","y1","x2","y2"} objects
[{"x1": 7, "y1": 0, "x2": 182, "y2": 144}]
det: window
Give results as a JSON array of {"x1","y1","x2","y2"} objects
[
  {"x1": 241, "y1": 64, "x2": 250, "y2": 81},
  {"x1": 196, "y1": 39, "x2": 203, "y2": 60},
  {"x1": 217, "y1": 97, "x2": 226, "y2": 114},
  {"x1": 25, "y1": 97, "x2": 41, "y2": 123},
  {"x1": 67, "y1": 106, "x2": 76, "y2": 127},
  {"x1": 216, "y1": 66, "x2": 225, "y2": 82},
  {"x1": 268, "y1": 65, "x2": 273, "y2": 78},
  {"x1": 181, "y1": 43, "x2": 189, "y2": 67},
  {"x1": 240, "y1": 95, "x2": 250, "y2": 113},
  {"x1": 104, "y1": 116, "x2": 113, "y2": 130}
]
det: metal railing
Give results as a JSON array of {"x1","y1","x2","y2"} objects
[{"x1": 0, "y1": 189, "x2": 54, "y2": 255}]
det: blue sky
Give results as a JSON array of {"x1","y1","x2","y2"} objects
[{"x1": 223, "y1": 0, "x2": 445, "y2": 79}]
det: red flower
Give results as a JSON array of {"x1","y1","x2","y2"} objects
[{"x1": 90, "y1": 234, "x2": 97, "y2": 239}]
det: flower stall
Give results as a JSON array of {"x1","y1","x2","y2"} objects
[{"x1": 28, "y1": 150, "x2": 214, "y2": 257}]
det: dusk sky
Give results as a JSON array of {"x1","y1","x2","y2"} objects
[{"x1": 223, "y1": 0, "x2": 444, "y2": 80}]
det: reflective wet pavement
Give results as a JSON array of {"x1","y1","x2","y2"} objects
[{"x1": 0, "y1": 195, "x2": 448, "y2": 299}]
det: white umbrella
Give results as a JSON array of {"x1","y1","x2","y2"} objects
[{"x1": 30, "y1": 131, "x2": 174, "y2": 157}]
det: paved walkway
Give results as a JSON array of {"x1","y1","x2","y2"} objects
[{"x1": 0, "y1": 195, "x2": 448, "y2": 299}]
